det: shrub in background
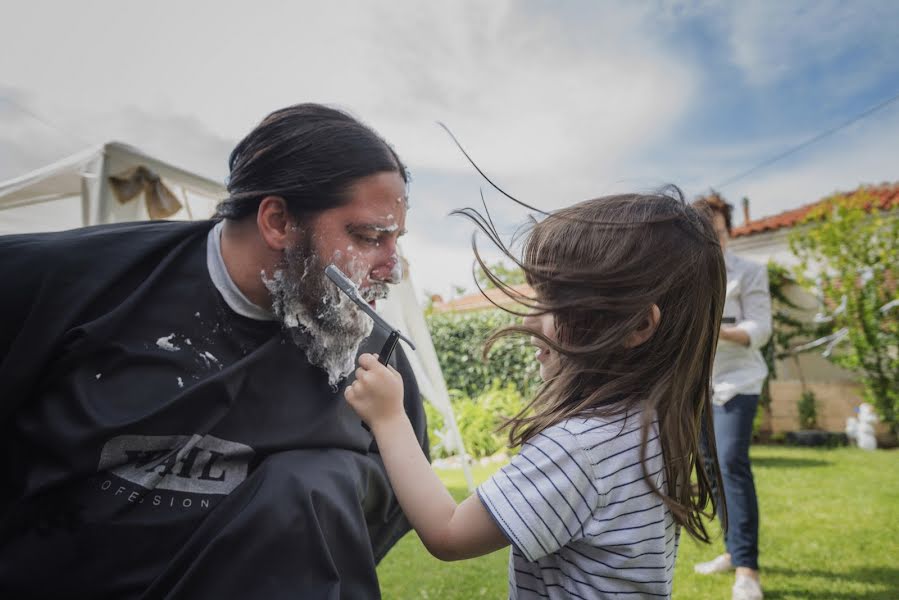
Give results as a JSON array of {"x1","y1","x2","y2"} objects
[
  {"x1": 798, "y1": 390, "x2": 819, "y2": 430},
  {"x1": 425, "y1": 381, "x2": 529, "y2": 459},
  {"x1": 426, "y1": 309, "x2": 541, "y2": 399}
]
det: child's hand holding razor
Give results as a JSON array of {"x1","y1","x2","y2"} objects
[{"x1": 345, "y1": 353, "x2": 406, "y2": 430}]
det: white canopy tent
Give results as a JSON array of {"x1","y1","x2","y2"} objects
[
  {"x1": 0, "y1": 142, "x2": 473, "y2": 490},
  {"x1": 0, "y1": 142, "x2": 225, "y2": 233}
]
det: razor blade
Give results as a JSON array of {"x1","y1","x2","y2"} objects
[{"x1": 324, "y1": 264, "x2": 416, "y2": 364}]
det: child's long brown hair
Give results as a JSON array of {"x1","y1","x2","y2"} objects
[{"x1": 456, "y1": 186, "x2": 726, "y2": 543}]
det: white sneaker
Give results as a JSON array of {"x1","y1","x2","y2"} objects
[
  {"x1": 694, "y1": 553, "x2": 733, "y2": 575},
  {"x1": 732, "y1": 575, "x2": 763, "y2": 600}
]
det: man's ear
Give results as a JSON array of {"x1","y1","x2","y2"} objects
[
  {"x1": 257, "y1": 196, "x2": 298, "y2": 251},
  {"x1": 625, "y1": 304, "x2": 662, "y2": 348}
]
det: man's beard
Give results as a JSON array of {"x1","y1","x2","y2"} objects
[{"x1": 263, "y1": 238, "x2": 390, "y2": 389}]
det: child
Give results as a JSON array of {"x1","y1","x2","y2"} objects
[{"x1": 345, "y1": 188, "x2": 726, "y2": 599}]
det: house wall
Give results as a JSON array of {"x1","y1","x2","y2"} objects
[
  {"x1": 729, "y1": 229, "x2": 870, "y2": 435},
  {"x1": 765, "y1": 381, "x2": 893, "y2": 442},
  {"x1": 766, "y1": 381, "x2": 862, "y2": 433},
  {"x1": 728, "y1": 228, "x2": 798, "y2": 268}
]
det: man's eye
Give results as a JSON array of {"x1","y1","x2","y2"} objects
[{"x1": 355, "y1": 234, "x2": 380, "y2": 245}]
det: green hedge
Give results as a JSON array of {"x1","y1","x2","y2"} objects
[
  {"x1": 426, "y1": 309, "x2": 541, "y2": 399},
  {"x1": 424, "y1": 308, "x2": 540, "y2": 458}
]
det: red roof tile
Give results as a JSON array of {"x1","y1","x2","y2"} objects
[
  {"x1": 732, "y1": 182, "x2": 899, "y2": 238},
  {"x1": 434, "y1": 183, "x2": 898, "y2": 313},
  {"x1": 431, "y1": 282, "x2": 534, "y2": 313}
]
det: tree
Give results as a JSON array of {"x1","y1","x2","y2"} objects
[
  {"x1": 475, "y1": 261, "x2": 526, "y2": 290},
  {"x1": 789, "y1": 191, "x2": 898, "y2": 433}
]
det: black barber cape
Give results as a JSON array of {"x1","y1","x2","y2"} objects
[{"x1": 0, "y1": 220, "x2": 428, "y2": 599}]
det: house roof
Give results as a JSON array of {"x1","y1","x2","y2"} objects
[
  {"x1": 434, "y1": 182, "x2": 898, "y2": 313},
  {"x1": 431, "y1": 282, "x2": 533, "y2": 313},
  {"x1": 732, "y1": 182, "x2": 899, "y2": 238}
]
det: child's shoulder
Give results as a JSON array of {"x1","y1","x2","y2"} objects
[
  {"x1": 554, "y1": 411, "x2": 648, "y2": 442},
  {"x1": 550, "y1": 412, "x2": 658, "y2": 469}
]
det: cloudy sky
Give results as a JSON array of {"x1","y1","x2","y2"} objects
[{"x1": 2, "y1": 0, "x2": 898, "y2": 300}]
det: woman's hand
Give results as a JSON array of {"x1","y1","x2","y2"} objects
[
  {"x1": 344, "y1": 353, "x2": 406, "y2": 429},
  {"x1": 719, "y1": 325, "x2": 751, "y2": 347}
]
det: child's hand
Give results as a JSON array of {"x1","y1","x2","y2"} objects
[{"x1": 344, "y1": 353, "x2": 405, "y2": 429}]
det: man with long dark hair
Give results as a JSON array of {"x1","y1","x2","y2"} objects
[{"x1": 0, "y1": 104, "x2": 427, "y2": 598}]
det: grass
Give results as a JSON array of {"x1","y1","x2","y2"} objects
[{"x1": 377, "y1": 446, "x2": 899, "y2": 599}]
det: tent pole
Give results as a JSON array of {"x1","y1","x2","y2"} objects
[
  {"x1": 181, "y1": 186, "x2": 195, "y2": 220},
  {"x1": 80, "y1": 179, "x2": 90, "y2": 226},
  {"x1": 443, "y1": 402, "x2": 475, "y2": 493}
]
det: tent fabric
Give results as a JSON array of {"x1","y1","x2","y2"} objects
[
  {"x1": 0, "y1": 142, "x2": 224, "y2": 233},
  {"x1": 0, "y1": 142, "x2": 473, "y2": 490},
  {"x1": 108, "y1": 165, "x2": 183, "y2": 219}
]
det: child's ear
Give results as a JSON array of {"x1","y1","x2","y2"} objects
[{"x1": 625, "y1": 304, "x2": 661, "y2": 348}]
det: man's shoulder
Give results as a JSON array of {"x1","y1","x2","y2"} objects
[
  {"x1": 16, "y1": 219, "x2": 211, "y2": 244},
  {"x1": 0, "y1": 220, "x2": 214, "y2": 263}
]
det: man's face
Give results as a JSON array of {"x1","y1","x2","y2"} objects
[
  {"x1": 263, "y1": 171, "x2": 408, "y2": 388},
  {"x1": 307, "y1": 171, "x2": 408, "y2": 304},
  {"x1": 712, "y1": 212, "x2": 729, "y2": 249}
]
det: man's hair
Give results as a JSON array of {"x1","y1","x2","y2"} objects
[
  {"x1": 692, "y1": 190, "x2": 733, "y2": 234},
  {"x1": 460, "y1": 186, "x2": 727, "y2": 544},
  {"x1": 216, "y1": 103, "x2": 408, "y2": 220}
]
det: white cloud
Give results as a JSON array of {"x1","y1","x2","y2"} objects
[
  {"x1": 401, "y1": 229, "x2": 507, "y2": 303},
  {"x1": 711, "y1": 1, "x2": 899, "y2": 88},
  {"x1": 366, "y1": 2, "x2": 696, "y2": 181},
  {"x1": 1, "y1": 0, "x2": 895, "y2": 302},
  {"x1": 725, "y1": 107, "x2": 899, "y2": 220},
  {"x1": 665, "y1": 101, "x2": 899, "y2": 222},
  {"x1": 0, "y1": 1, "x2": 696, "y2": 184}
]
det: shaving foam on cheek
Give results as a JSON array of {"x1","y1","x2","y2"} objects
[{"x1": 344, "y1": 255, "x2": 368, "y2": 286}]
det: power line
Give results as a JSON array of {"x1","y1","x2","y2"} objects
[{"x1": 713, "y1": 90, "x2": 899, "y2": 190}]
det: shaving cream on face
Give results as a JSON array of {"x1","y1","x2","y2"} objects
[{"x1": 263, "y1": 243, "x2": 374, "y2": 389}]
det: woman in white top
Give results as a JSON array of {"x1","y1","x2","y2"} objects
[{"x1": 693, "y1": 193, "x2": 772, "y2": 600}]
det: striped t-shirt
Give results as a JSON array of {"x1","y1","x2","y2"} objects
[{"x1": 477, "y1": 412, "x2": 679, "y2": 599}]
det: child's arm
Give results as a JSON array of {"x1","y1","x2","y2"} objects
[{"x1": 345, "y1": 353, "x2": 509, "y2": 561}]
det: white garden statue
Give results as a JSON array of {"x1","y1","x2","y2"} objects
[{"x1": 845, "y1": 403, "x2": 878, "y2": 450}]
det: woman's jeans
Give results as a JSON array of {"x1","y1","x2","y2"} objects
[{"x1": 713, "y1": 394, "x2": 760, "y2": 570}]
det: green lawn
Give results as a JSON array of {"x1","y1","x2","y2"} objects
[{"x1": 377, "y1": 446, "x2": 899, "y2": 599}]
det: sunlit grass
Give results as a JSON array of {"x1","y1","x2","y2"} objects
[{"x1": 377, "y1": 446, "x2": 899, "y2": 599}]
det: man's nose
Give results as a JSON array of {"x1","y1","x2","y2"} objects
[{"x1": 369, "y1": 245, "x2": 401, "y2": 283}]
